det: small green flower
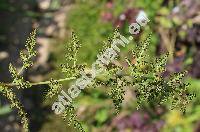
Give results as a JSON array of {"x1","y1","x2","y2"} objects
[
  {"x1": 9, "y1": 63, "x2": 31, "y2": 89},
  {"x1": 62, "y1": 103, "x2": 85, "y2": 132},
  {"x1": 20, "y1": 29, "x2": 37, "y2": 69},
  {"x1": 0, "y1": 85, "x2": 29, "y2": 132},
  {"x1": 0, "y1": 29, "x2": 195, "y2": 132},
  {"x1": 45, "y1": 79, "x2": 62, "y2": 99}
]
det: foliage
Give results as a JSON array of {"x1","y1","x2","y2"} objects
[
  {"x1": 51, "y1": 0, "x2": 199, "y2": 131},
  {"x1": 0, "y1": 29, "x2": 38, "y2": 131},
  {"x1": 0, "y1": 27, "x2": 195, "y2": 132},
  {"x1": 0, "y1": 30, "x2": 85, "y2": 132},
  {"x1": 91, "y1": 31, "x2": 195, "y2": 115}
]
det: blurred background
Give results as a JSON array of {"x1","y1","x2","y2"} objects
[{"x1": 0, "y1": 0, "x2": 200, "y2": 131}]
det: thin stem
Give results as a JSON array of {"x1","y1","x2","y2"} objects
[
  {"x1": 2, "y1": 77, "x2": 76, "y2": 88},
  {"x1": 31, "y1": 77, "x2": 76, "y2": 86},
  {"x1": 17, "y1": 55, "x2": 33, "y2": 75},
  {"x1": 18, "y1": 66, "x2": 25, "y2": 75}
]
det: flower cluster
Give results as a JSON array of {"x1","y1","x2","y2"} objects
[
  {"x1": 0, "y1": 29, "x2": 195, "y2": 132},
  {"x1": 20, "y1": 29, "x2": 37, "y2": 69},
  {"x1": 91, "y1": 32, "x2": 195, "y2": 114},
  {"x1": 61, "y1": 32, "x2": 85, "y2": 78},
  {"x1": 9, "y1": 63, "x2": 31, "y2": 89},
  {"x1": 0, "y1": 84, "x2": 29, "y2": 132},
  {"x1": 45, "y1": 79, "x2": 62, "y2": 99},
  {"x1": 0, "y1": 29, "x2": 37, "y2": 132},
  {"x1": 62, "y1": 103, "x2": 85, "y2": 132},
  {"x1": 47, "y1": 32, "x2": 85, "y2": 131}
]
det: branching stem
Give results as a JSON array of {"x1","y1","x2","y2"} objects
[{"x1": 2, "y1": 77, "x2": 76, "y2": 88}]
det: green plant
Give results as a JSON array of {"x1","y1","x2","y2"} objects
[{"x1": 0, "y1": 29, "x2": 195, "y2": 132}]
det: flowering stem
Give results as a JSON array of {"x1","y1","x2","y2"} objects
[
  {"x1": 18, "y1": 66, "x2": 25, "y2": 75},
  {"x1": 2, "y1": 77, "x2": 76, "y2": 88},
  {"x1": 31, "y1": 77, "x2": 76, "y2": 86}
]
